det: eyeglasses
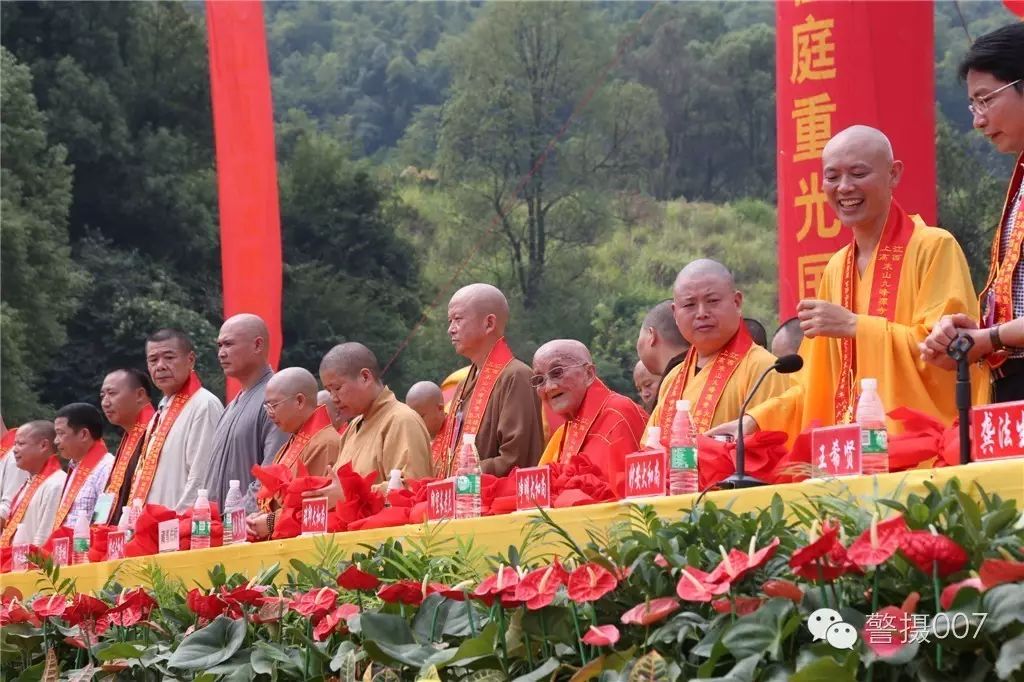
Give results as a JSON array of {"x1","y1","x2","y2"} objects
[
  {"x1": 968, "y1": 79, "x2": 1022, "y2": 116},
  {"x1": 529, "y1": 363, "x2": 589, "y2": 388},
  {"x1": 263, "y1": 394, "x2": 298, "y2": 414}
]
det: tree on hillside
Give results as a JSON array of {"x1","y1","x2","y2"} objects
[
  {"x1": 0, "y1": 47, "x2": 84, "y2": 421},
  {"x1": 438, "y1": 2, "x2": 665, "y2": 308}
]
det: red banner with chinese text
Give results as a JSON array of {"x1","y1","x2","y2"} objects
[
  {"x1": 776, "y1": 1, "x2": 935, "y2": 319},
  {"x1": 206, "y1": 0, "x2": 283, "y2": 398}
]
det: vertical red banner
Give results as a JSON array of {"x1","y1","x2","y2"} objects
[
  {"x1": 776, "y1": 1, "x2": 935, "y2": 319},
  {"x1": 206, "y1": 0, "x2": 283, "y2": 395}
]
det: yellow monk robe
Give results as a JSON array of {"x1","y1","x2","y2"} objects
[
  {"x1": 646, "y1": 326, "x2": 792, "y2": 445},
  {"x1": 749, "y1": 206, "x2": 989, "y2": 442}
]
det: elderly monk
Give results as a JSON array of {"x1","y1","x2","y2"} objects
[
  {"x1": 52, "y1": 403, "x2": 113, "y2": 532},
  {"x1": 0, "y1": 423, "x2": 27, "y2": 526},
  {"x1": 636, "y1": 300, "x2": 691, "y2": 410},
  {"x1": 317, "y1": 389, "x2": 350, "y2": 435},
  {"x1": 127, "y1": 329, "x2": 223, "y2": 512},
  {"x1": 246, "y1": 368, "x2": 342, "y2": 540},
  {"x1": 0, "y1": 422, "x2": 67, "y2": 547},
  {"x1": 535, "y1": 341, "x2": 647, "y2": 481},
  {"x1": 647, "y1": 259, "x2": 792, "y2": 447},
  {"x1": 204, "y1": 314, "x2": 287, "y2": 506},
  {"x1": 712, "y1": 126, "x2": 985, "y2": 443},
  {"x1": 405, "y1": 381, "x2": 446, "y2": 440},
  {"x1": 99, "y1": 368, "x2": 155, "y2": 524},
  {"x1": 436, "y1": 284, "x2": 543, "y2": 477},
  {"x1": 320, "y1": 342, "x2": 432, "y2": 481},
  {"x1": 633, "y1": 361, "x2": 661, "y2": 413},
  {"x1": 771, "y1": 317, "x2": 804, "y2": 359}
]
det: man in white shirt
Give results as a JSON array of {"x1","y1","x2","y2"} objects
[
  {"x1": 0, "y1": 421, "x2": 67, "y2": 547},
  {"x1": 53, "y1": 403, "x2": 114, "y2": 531}
]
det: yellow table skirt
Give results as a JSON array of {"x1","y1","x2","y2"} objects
[{"x1": 3, "y1": 460, "x2": 1021, "y2": 596}]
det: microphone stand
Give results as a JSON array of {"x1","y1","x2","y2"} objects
[
  {"x1": 946, "y1": 333, "x2": 975, "y2": 465},
  {"x1": 720, "y1": 364, "x2": 779, "y2": 489}
]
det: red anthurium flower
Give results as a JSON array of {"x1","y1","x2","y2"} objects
[
  {"x1": 337, "y1": 564, "x2": 381, "y2": 592},
  {"x1": 252, "y1": 596, "x2": 290, "y2": 624},
  {"x1": 220, "y1": 583, "x2": 269, "y2": 607},
  {"x1": 654, "y1": 554, "x2": 669, "y2": 568},
  {"x1": 582, "y1": 624, "x2": 620, "y2": 647},
  {"x1": 792, "y1": 541, "x2": 861, "y2": 582},
  {"x1": 107, "y1": 588, "x2": 157, "y2": 627},
  {"x1": 707, "y1": 537, "x2": 780, "y2": 585},
  {"x1": 31, "y1": 594, "x2": 69, "y2": 620},
  {"x1": 676, "y1": 567, "x2": 730, "y2": 602},
  {"x1": 762, "y1": 579, "x2": 803, "y2": 603},
  {"x1": 941, "y1": 577, "x2": 984, "y2": 610},
  {"x1": 899, "y1": 530, "x2": 968, "y2": 577},
  {"x1": 862, "y1": 604, "x2": 913, "y2": 658},
  {"x1": 64, "y1": 594, "x2": 110, "y2": 627},
  {"x1": 2, "y1": 598, "x2": 39, "y2": 626},
  {"x1": 186, "y1": 589, "x2": 232, "y2": 620},
  {"x1": 376, "y1": 580, "x2": 444, "y2": 606},
  {"x1": 621, "y1": 597, "x2": 680, "y2": 625},
  {"x1": 289, "y1": 587, "x2": 338, "y2": 620},
  {"x1": 566, "y1": 563, "x2": 618, "y2": 603},
  {"x1": 515, "y1": 562, "x2": 569, "y2": 610},
  {"x1": 474, "y1": 566, "x2": 521, "y2": 599},
  {"x1": 313, "y1": 603, "x2": 360, "y2": 641},
  {"x1": 789, "y1": 520, "x2": 840, "y2": 569},
  {"x1": 979, "y1": 558, "x2": 1024, "y2": 589},
  {"x1": 848, "y1": 515, "x2": 908, "y2": 569},
  {"x1": 711, "y1": 596, "x2": 763, "y2": 615}
]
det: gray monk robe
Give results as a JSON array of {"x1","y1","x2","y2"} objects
[{"x1": 203, "y1": 368, "x2": 288, "y2": 506}]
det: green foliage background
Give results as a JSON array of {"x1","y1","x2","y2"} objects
[{"x1": 0, "y1": 1, "x2": 1017, "y2": 422}]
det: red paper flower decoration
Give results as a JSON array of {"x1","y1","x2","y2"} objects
[
  {"x1": 337, "y1": 565, "x2": 381, "y2": 592},
  {"x1": 566, "y1": 563, "x2": 618, "y2": 603},
  {"x1": 620, "y1": 597, "x2": 680, "y2": 625},
  {"x1": 899, "y1": 531, "x2": 968, "y2": 577},
  {"x1": 582, "y1": 624, "x2": 620, "y2": 646}
]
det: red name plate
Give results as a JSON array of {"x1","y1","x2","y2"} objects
[
  {"x1": 811, "y1": 424, "x2": 862, "y2": 477},
  {"x1": 427, "y1": 480, "x2": 456, "y2": 521},
  {"x1": 972, "y1": 400, "x2": 1024, "y2": 461},
  {"x1": 624, "y1": 450, "x2": 666, "y2": 498},
  {"x1": 107, "y1": 530, "x2": 128, "y2": 560},
  {"x1": 301, "y1": 497, "x2": 329, "y2": 536},
  {"x1": 51, "y1": 537, "x2": 69, "y2": 567},
  {"x1": 230, "y1": 509, "x2": 247, "y2": 544},
  {"x1": 516, "y1": 466, "x2": 551, "y2": 510}
]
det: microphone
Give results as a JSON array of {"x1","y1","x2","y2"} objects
[
  {"x1": 946, "y1": 333, "x2": 975, "y2": 465},
  {"x1": 720, "y1": 354, "x2": 803, "y2": 489}
]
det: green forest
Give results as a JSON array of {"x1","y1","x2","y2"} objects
[{"x1": 0, "y1": 1, "x2": 1018, "y2": 423}]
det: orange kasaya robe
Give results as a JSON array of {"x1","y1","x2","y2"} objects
[
  {"x1": 750, "y1": 202, "x2": 989, "y2": 445},
  {"x1": 538, "y1": 379, "x2": 648, "y2": 490}
]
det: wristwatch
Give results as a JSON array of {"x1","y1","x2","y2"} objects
[{"x1": 990, "y1": 324, "x2": 1006, "y2": 352}]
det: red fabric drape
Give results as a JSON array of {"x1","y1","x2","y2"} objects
[{"x1": 206, "y1": 0, "x2": 282, "y2": 399}]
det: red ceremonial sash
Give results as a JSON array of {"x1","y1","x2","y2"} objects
[
  {"x1": 0, "y1": 428, "x2": 17, "y2": 461},
  {"x1": 658, "y1": 324, "x2": 754, "y2": 442},
  {"x1": 52, "y1": 440, "x2": 109, "y2": 531},
  {"x1": 981, "y1": 152, "x2": 1024, "y2": 368},
  {"x1": 127, "y1": 371, "x2": 203, "y2": 504},
  {"x1": 557, "y1": 380, "x2": 614, "y2": 463},
  {"x1": 105, "y1": 404, "x2": 155, "y2": 498},
  {"x1": 0, "y1": 456, "x2": 62, "y2": 547},
  {"x1": 835, "y1": 200, "x2": 915, "y2": 423},
  {"x1": 259, "y1": 405, "x2": 333, "y2": 512},
  {"x1": 435, "y1": 338, "x2": 515, "y2": 477}
]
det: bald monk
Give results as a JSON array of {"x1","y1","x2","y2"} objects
[
  {"x1": 647, "y1": 259, "x2": 792, "y2": 448},
  {"x1": 319, "y1": 343, "x2": 432, "y2": 481},
  {"x1": 744, "y1": 318, "x2": 769, "y2": 348},
  {"x1": 436, "y1": 284, "x2": 543, "y2": 477},
  {"x1": 246, "y1": 368, "x2": 342, "y2": 540},
  {"x1": 536, "y1": 341, "x2": 647, "y2": 482},
  {"x1": 771, "y1": 317, "x2": 804, "y2": 358},
  {"x1": 405, "y1": 381, "x2": 448, "y2": 466},
  {"x1": 633, "y1": 361, "x2": 661, "y2": 413},
  {"x1": 711, "y1": 126, "x2": 986, "y2": 443},
  {"x1": 0, "y1": 422, "x2": 67, "y2": 547},
  {"x1": 636, "y1": 300, "x2": 690, "y2": 410},
  {"x1": 204, "y1": 314, "x2": 287, "y2": 506},
  {"x1": 317, "y1": 390, "x2": 350, "y2": 435}
]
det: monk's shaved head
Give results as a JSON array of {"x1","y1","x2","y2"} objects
[
  {"x1": 642, "y1": 300, "x2": 686, "y2": 347},
  {"x1": 319, "y1": 342, "x2": 381, "y2": 380},
  {"x1": 823, "y1": 125, "x2": 894, "y2": 165},
  {"x1": 19, "y1": 420, "x2": 56, "y2": 445},
  {"x1": 405, "y1": 381, "x2": 443, "y2": 407},
  {"x1": 449, "y1": 283, "x2": 510, "y2": 333},
  {"x1": 317, "y1": 389, "x2": 332, "y2": 406},
  {"x1": 533, "y1": 339, "x2": 592, "y2": 367},
  {"x1": 220, "y1": 313, "x2": 269, "y2": 340},
  {"x1": 448, "y1": 283, "x2": 512, "y2": 362},
  {"x1": 268, "y1": 367, "x2": 318, "y2": 402},
  {"x1": 821, "y1": 125, "x2": 903, "y2": 233},
  {"x1": 673, "y1": 258, "x2": 736, "y2": 294}
]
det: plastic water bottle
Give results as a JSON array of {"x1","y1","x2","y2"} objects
[
  {"x1": 455, "y1": 434, "x2": 482, "y2": 519},
  {"x1": 385, "y1": 469, "x2": 403, "y2": 508},
  {"x1": 190, "y1": 489, "x2": 212, "y2": 550},
  {"x1": 668, "y1": 400, "x2": 699, "y2": 495},
  {"x1": 72, "y1": 513, "x2": 90, "y2": 565},
  {"x1": 11, "y1": 524, "x2": 29, "y2": 571},
  {"x1": 222, "y1": 480, "x2": 243, "y2": 545},
  {"x1": 117, "y1": 506, "x2": 133, "y2": 542},
  {"x1": 855, "y1": 378, "x2": 889, "y2": 475}
]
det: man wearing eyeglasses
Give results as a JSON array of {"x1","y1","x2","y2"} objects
[
  {"x1": 920, "y1": 23, "x2": 1024, "y2": 401},
  {"x1": 202, "y1": 314, "x2": 287, "y2": 508},
  {"x1": 535, "y1": 340, "x2": 647, "y2": 493},
  {"x1": 247, "y1": 367, "x2": 340, "y2": 540}
]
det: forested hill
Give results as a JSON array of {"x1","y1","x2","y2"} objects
[{"x1": 0, "y1": 1, "x2": 1017, "y2": 422}]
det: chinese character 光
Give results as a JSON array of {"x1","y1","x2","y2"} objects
[
  {"x1": 795, "y1": 172, "x2": 841, "y2": 242},
  {"x1": 792, "y1": 93, "x2": 836, "y2": 162},
  {"x1": 791, "y1": 15, "x2": 837, "y2": 84}
]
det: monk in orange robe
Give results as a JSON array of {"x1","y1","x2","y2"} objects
[
  {"x1": 646, "y1": 259, "x2": 792, "y2": 445},
  {"x1": 535, "y1": 340, "x2": 647, "y2": 489},
  {"x1": 711, "y1": 126, "x2": 986, "y2": 444}
]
